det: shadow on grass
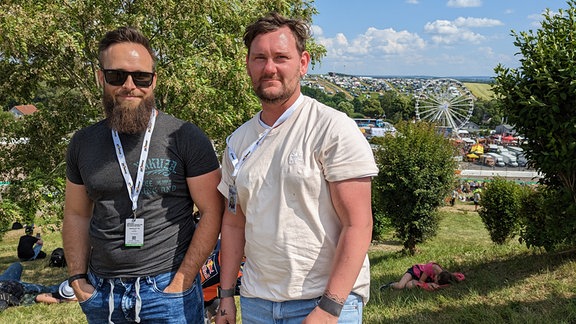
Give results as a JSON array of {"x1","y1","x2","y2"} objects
[
  {"x1": 373, "y1": 248, "x2": 576, "y2": 294},
  {"x1": 366, "y1": 295, "x2": 576, "y2": 324},
  {"x1": 369, "y1": 248, "x2": 576, "y2": 322}
]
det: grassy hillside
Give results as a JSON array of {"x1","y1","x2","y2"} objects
[
  {"x1": 0, "y1": 202, "x2": 574, "y2": 323},
  {"x1": 464, "y1": 82, "x2": 494, "y2": 100}
]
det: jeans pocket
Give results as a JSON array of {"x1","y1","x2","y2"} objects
[
  {"x1": 151, "y1": 272, "x2": 199, "y2": 297},
  {"x1": 78, "y1": 272, "x2": 102, "y2": 305}
]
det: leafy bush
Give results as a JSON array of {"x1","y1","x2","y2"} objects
[
  {"x1": 372, "y1": 121, "x2": 456, "y2": 254},
  {"x1": 518, "y1": 185, "x2": 576, "y2": 251},
  {"x1": 478, "y1": 177, "x2": 521, "y2": 244}
]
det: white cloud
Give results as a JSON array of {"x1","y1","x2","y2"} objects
[
  {"x1": 423, "y1": 17, "x2": 502, "y2": 44},
  {"x1": 447, "y1": 0, "x2": 482, "y2": 8},
  {"x1": 406, "y1": 0, "x2": 419, "y2": 4},
  {"x1": 314, "y1": 25, "x2": 426, "y2": 58},
  {"x1": 453, "y1": 17, "x2": 503, "y2": 28}
]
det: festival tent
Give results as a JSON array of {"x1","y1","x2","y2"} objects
[{"x1": 470, "y1": 143, "x2": 484, "y2": 154}]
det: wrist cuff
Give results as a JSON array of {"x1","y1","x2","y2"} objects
[
  {"x1": 68, "y1": 274, "x2": 88, "y2": 286},
  {"x1": 318, "y1": 294, "x2": 344, "y2": 317},
  {"x1": 217, "y1": 286, "x2": 235, "y2": 298}
]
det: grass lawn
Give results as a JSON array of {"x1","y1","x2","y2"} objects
[
  {"x1": 0, "y1": 201, "x2": 574, "y2": 323},
  {"x1": 464, "y1": 82, "x2": 494, "y2": 100}
]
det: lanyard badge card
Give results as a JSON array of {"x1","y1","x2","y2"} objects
[
  {"x1": 228, "y1": 185, "x2": 238, "y2": 214},
  {"x1": 113, "y1": 109, "x2": 156, "y2": 247},
  {"x1": 125, "y1": 217, "x2": 145, "y2": 247}
]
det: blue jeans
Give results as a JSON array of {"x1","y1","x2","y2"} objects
[
  {"x1": 240, "y1": 293, "x2": 363, "y2": 324},
  {"x1": 0, "y1": 262, "x2": 57, "y2": 294},
  {"x1": 0, "y1": 263, "x2": 23, "y2": 281},
  {"x1": 32, "y1": 244, "x2": 43, "y2": 259},
  {"x1": 80, "y1": 271, "x2": 205, "y2": 324}
]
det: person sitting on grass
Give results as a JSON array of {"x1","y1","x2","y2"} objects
[
  {"x1": 17, "y1": 226, "x2": 46, "y2": 261},
  {"x1": 380, "y1": 262, "x2": 464, "y2": 291}
]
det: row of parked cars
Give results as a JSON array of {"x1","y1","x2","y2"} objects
[{"x1": 480, "y1": 145, "x2": 527, "y2": 167}]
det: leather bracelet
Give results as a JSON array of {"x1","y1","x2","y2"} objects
[
  {"x1": 318, "y1": 294, "x2": 344, "y2": 317},
  {"x1": 217, "y1": 286, "x2": 235, "y2": 298},
  {"x1": 68, "y1": 274, "x2": 88, "y2": 286}
]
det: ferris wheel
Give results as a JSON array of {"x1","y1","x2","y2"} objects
[{"x1": 415, "y1": 78, "x2": 474, "y2": 131}]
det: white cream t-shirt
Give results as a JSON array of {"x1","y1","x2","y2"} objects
[{"x1": 218, "y1": 95, "x2": 378, "y2": 303}]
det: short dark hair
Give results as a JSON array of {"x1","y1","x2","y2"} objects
[
  {"x1": 98, "y1": 27, "x2": 156, "y2": 69},
  {"x1": 243, "y1": 12, "x2": 310, "y2": 55},
  {"x1": 437, "y1": 271, "x2": 458, "y2": 285}
]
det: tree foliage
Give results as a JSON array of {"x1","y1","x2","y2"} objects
[
  {"x1": 379, "y1": 90, "x2": 415, "y2": 124},
  {"x1": 0, "y1": 0, "x2": 324, "y2": 228},
  {"x1": 477, "y1": 177, "x2": 522, "y2": 245},
  {"x1": 518, "y1": 185, "x2": 576, "y2": 251},
  {"x1": 493, "y1": 1, "x2": 576, "y2": 205},
  {"x1": 372, "y1": 121, "x2": 457, "y2": 254}
]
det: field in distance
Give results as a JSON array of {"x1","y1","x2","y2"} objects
[{"x1": 464, "y1": 82, "x2": 494, "y2": 100}]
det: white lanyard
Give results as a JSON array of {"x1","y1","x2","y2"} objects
[
  {"x1": 227, "y1": 95, "x2": 303, "y2": 178},
  {"x1": 112, "y1": 109, "x2": 157, "y2": 216}
]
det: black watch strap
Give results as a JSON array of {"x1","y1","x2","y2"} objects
[
  {"x1": 217, "y1": 286, "x2": 235, "y2": 298},
  {"x1": 68, "y1": 273, "x2": 88, "y2": 286}
]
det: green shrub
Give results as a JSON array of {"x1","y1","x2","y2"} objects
[
  {"x1": 519, "y1": 185, "x2": 576, "y2": 251},
  {"x1": 372, "y1": 121, "x2": 456, "y2": 254},
  {"x1": 478, "y1": 177, "x2": 521, "y2": 244}
]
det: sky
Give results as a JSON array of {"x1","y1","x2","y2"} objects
[{"x1": 309, "y1": 0, "x2": 569, "y2": 77}]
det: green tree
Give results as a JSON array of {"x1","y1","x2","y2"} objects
[
  {"x1": 372, "y1": 121, "x2": 457, "y2": 254},
  {"x1": 0, "y1": 0, "x2": 324, "y2": 229},
  {"x1": 493, "y1": 1, "x2": 576, "y2": 206},
  {"x1": 469, "y1": 98, "x2": 503, "y2": 128},
  {"x1": 379, "y1": 90, "x2": 414, "y2": 124},
  {"x1": 477, "y1": 177, "x2": 521, "y2": 245},
  {"x1": 336, "y1": 101, "x2": 354, "y2": 116},
  {"x1": 362, "y1": 97, "x2": 384, "y2": 118}
]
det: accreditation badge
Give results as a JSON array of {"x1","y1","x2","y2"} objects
[
  {"x1": 228, "y1": 184, "x2": 238, "y2": 214},
  {"x1": 125, "y1": 218, "x2": 144, "y2": 247}
]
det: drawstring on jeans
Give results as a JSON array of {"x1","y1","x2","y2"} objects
[
  {"x1": 105, "y1": 277, "x2": 143, "y2": 323},
  {"x1": 134, "y1": 277, "x2": 142, "y2": 323},
  {"x1": 108, "y1": 280, "x2": 115, "y2": 324}
]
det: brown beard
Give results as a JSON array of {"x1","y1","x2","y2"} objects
[
  {"x1": 103, "y1": 92, "x2": 155, "y2": 134},
  {"x1": 254, "y1": 78, "x2": 295, "y2": 105}
]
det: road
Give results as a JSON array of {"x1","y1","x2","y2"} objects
[{"x1": 458, "y1": 162, "x2": 542, "y2": 182}]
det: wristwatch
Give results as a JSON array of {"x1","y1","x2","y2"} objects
[{"x1": 217, "y1": 286, "x2": 235, "y2": 298}]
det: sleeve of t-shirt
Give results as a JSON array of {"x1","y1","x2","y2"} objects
[
  {"x1": 65, "y1": 130, "x2": 84, "y2": 185},
  {"x1": 178, "y1": 122, "x2": 220, "y2": 178},
  {"x1": 423, "y1": 263, "x2": 436, "y2": 278},
  {"x1": 217, "y1": 146, "x2": 234, "y2": 199},
  {"x1": 321, "y1": 113, "x2": 379, "y2": 182}
]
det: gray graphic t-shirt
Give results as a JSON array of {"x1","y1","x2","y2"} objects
[{"x1": 66, "y1": 111, "x2": 219, "y2": 277}]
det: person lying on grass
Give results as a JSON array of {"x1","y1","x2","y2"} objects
[
  {"x1": 380, "y1": 262, "x2": 464, "y2": 291},
  {"x1": 34, "y1": 280, "x2": 77, "y2": 304}
]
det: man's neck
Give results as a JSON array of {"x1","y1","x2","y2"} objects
[{"x1": 259, "y1": 92, "x2": 301, "y2": 126}]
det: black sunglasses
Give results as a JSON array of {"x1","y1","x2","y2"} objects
[{"x1": 101, "y1": 69, "x2": 155, "y2": 87}]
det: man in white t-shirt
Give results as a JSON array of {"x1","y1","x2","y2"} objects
[{"x1": 216, "y1": 12, "x2": 378, "y2": 324}]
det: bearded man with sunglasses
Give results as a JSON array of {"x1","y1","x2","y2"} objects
[{"x1": 62, "y1": 27, "x2": 223, "y2": 323}]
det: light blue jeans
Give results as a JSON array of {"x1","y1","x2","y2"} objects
[
  {"x1": 32, "y1": 244, "x2": 43, "y2": 259},
  {"x1": 240, "y1": 293, "x2": 363, "y2": 324},
  {"x1": 80, "y1": 271, "x2": 205, "y2": 323},
  {"x1": 0, "y1": 262, "x2": 57, "y2": 294}
]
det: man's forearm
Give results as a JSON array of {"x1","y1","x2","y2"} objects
[
  {"x1": 62, "y1": 214, "x2": 91, "y2": 276},
  {"x1": 173, "y1": 209, "x2": 222, "y2": 288},
  {"x1": 219, "y1": 223, "x2": 245, "y2": 290},
  {"x1": 324, "y1": 224, "x2": 372, "y2": 300}
]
